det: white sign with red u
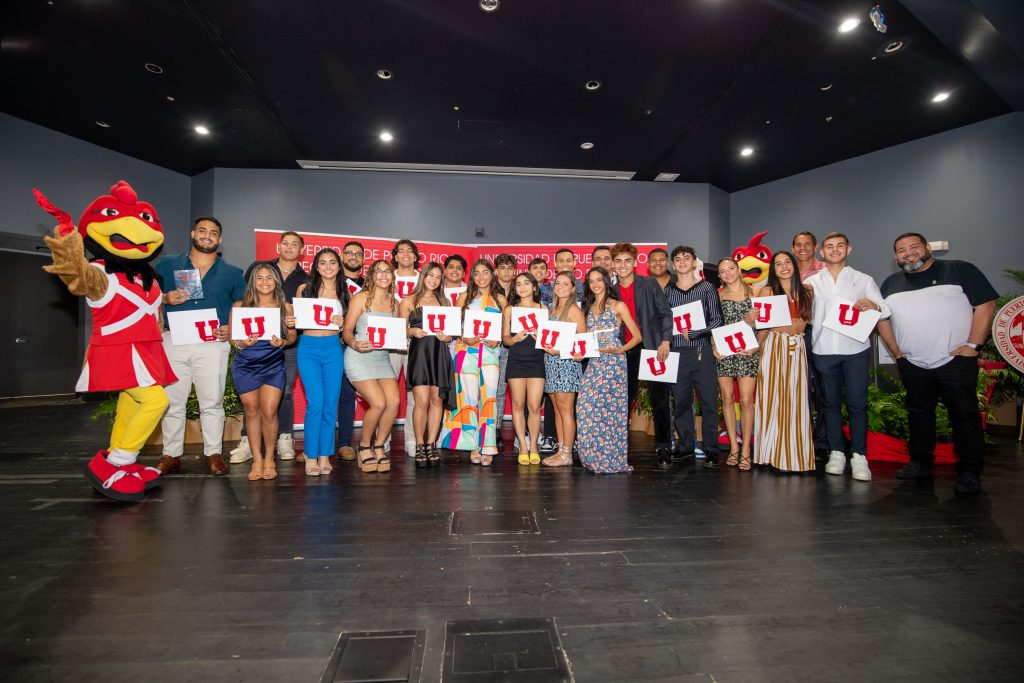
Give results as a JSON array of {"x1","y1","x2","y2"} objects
[
  {"x1": 751, "y1": 295, "x2": 793, "y2": 329},
  {"x1": 463, "y1": 310, "x2": 503, "y2": 343},
  {"x1": 365, "y1": 315, "x2": 407, "y2": 350},
  {"x1": 167, "y1": 308, "x2": 221, "y2": 345},
  {"x1": 292, "y1": 297, "x2": 342, "y2": 331},
  {"x1": 535, "y1": 320, "x2": 577, "y2": 355},
  {"x1": 638, "y1": 350, "x2": 680, "y2": 383},
  {"x1": 420, "y1": 306, "x2": 462, "y2": 336},
  {"x1": 671, "y1": 301, "x2": 707, "y2": 334},
  {"x1": 230, "y1": 307, "x2": 281, "y2": 341},
  {"x1": 712, "y1": 321, "x2": 759, "y2": 357},
  {"x1": 510, "y1": 307, "x2": 549, "y2": 334},
  {"x1": 822, "y1": 296, "x2": 882, "y2": 343}
]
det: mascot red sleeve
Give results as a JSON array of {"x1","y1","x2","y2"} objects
[{"x1": 35, "y1": 181, "x2": 175, "y2": 502}]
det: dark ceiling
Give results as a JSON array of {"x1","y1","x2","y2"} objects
[{"x1": 3, "y1": 0, "x2": 1022, "y2": 191}]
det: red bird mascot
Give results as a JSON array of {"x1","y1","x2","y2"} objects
[{"x1": 35, "y1": 181, "x2": 176, "y2": 502}]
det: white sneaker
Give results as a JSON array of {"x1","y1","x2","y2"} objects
[
  {"x1": 228, "y1": 436, "x2": 252, "y2": 464},
  {"x1": 278, "y1": 433, "x2": 295, "y2": 461},
  {"x1": 824, "y1": 451, "x2": 846, "y2": 476},
  {"x1": 850, "y1": 453, "x2": 872, "y2": 481},
  {"x1": 406, "y1": 439, "x2": 417, "y2": 457}
]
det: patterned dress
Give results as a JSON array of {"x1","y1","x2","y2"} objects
[
  {"x1": 717, "y1": 298, "x2": 760, "y2": 378},
  {"x1": 441, "y1": 292, "x2": 501, "y2": 454},
  {"x1": 754, "y1": 299, "x2": 815, "y2": 472},
  {"x1": 575, "y1": 305, "x2": 631, "y2": 473}
]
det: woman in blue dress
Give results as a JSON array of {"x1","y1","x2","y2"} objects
[
  {"x1": 231, "y1": 263, "x2": 297, "y2": 481},
  {"x1": 574, "y1": 267, "x2": 642, "y2": 473}
]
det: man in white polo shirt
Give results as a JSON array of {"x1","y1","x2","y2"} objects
[
  {"x1": 877, "y1": 233, "x2": 997, "y2": 495},
  {"x1": 805, "y1": 232, "x2": 888, "y2": 482}
]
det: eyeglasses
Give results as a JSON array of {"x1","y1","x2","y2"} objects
[{"x1": 342, "y1": 250, "x2": 362, "y2": 257}]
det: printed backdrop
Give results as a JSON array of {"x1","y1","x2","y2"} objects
[{"x1": 254, "y1": 230, "x2": 666, "y2": 427}]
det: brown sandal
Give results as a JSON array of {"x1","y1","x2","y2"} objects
[
  {"x1": 373, "y1": 444, "x2": 390, "y2": 473},
  {"x1": 738, "y1": 451, "x2": 752, "y2": 472},
  {"x1": 262, "y1": 459, "x2": 278, "y2": 480},
  {"x1": 248, "y1": 457, "x2": 264, "y2": 481},
  {"x1": 357, "y1": 445, "x2": 378, "y2": 473},
  {"x1": 726, "y1": 451, "x2": 740, "y2": 467}
]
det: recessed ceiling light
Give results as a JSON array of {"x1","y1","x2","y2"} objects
[
  {"x1": 765, "y1": 120, "x2": 771, "y2": 125},
  {"x1": 380, "y1": 131, "x2": 394, "y2": 142},
  {"x1": 932, "y1": 91, "x2": 950, "y2": 103},
  {"x1": 825, "y1": 115, "x2": 833, "y2": 122},
  {"x1": 820, "y1": 83, "x2": 832, "y2": 91},
  {"x1": 654, "y1": 173, "x2": 679, "y2": 182},
  {"x1": 376, "y1": 69, "x2": 392, "y2": 80},
  {"x1": 838, "y1": 18, "x2": 860, "y2": 33},
  {"x1": 644, "y1": 109, "x2": 653, "y2": 115},
  {"x1": 194, "y1": 125, "x2": 210, "y2": 135},
  {"x1": 740, "y1": 147, "x2": 754, "y2": 157},
  {"x1": 166, "y1": 96, "x2": 175, "y2": 102},
  {"x1": 871, "y1": 56, "x2": 878, "y2": 60},
  {"x1": 95, "y1": 120, "x2": 110, "y2": 128},
  {"x1": 585, "y1": 80, "x2": 601, "y2": 91},
  {"x1": 884, "y1": 40, "x2": 904, "y2": 53},
  {"x1": 479, "y1": 0, "x2": 499, "y2": 12},
  {"x1": 144, "y1": 63, "x2": 164, "y2": 74},
  {"x1": 453, "y1": 105, "x2": 460, "y2": 111},
  {"x1": 580, "y1": 142, "x2": 594, "y2": 150}
]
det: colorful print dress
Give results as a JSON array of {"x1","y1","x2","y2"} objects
[
  {"x1": 575, "y1": 305, "x2": 631, "y2": 473},
  {"x1": 717, "y1": 297, "x2": 760, "y2": 378},
  {"x1": 441, "y1": 292, "x2": 501, "y2": 454}
]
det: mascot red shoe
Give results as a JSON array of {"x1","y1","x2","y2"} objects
[{"x1": 35, "y1": 181, "x2": 175, "y2": 502}]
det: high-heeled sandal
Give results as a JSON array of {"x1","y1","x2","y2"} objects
[
  {"x1": 481, "y1": 453, "x2": 494, "y2": 467},
  {"x1": 318, "y1": 457, "x2": 333, "y2": 475},
  {"x1": 262, "y1": 459, "x2": 278, "y2": 480},
  {"x1": 356, "y1": 445, "x2": 378, "y2": 473},
  {"x1": 305, "y1": 459, "x2": 321, "y2": 476},
  {"x1": 248, "y1": 457, "x2": 264, "y2": 481},
  {"x1": 415, "y1": 444, "x2": 428, "y2": 469},
  {"x1": 542, "y1": 444, "x2": 572, "y2": 467},
  {"x1": 428, "y1": 443, "x2": 440, "y2": 468},
  {"x1": 470, "y1": 450, "x2": 481, "y2": 464},
  {"x1": 374, "y1": 444, "x2": 391, "y2": 473},
  {"x1": 738, "y1": 451, "x2": 752, "y2": 471},
  {"x1": 726, "y1": 451, "x2": 740, "y2": 467}
]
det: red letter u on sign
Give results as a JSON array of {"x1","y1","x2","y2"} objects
[
  {"x1": 674, "y1": 313, "x2": 692, "y2": 333},
  {"x1": 725, "y1": 333, "x2": 747, "y2": 354},
  {"x1": 427, "y1": 314, "x2": 445, "y2": 333},
  {"x1": 837, "y1": 304, "x2": 860, "y2": 326},
  {"x1": 646, "y1": 357, "x2": 666, "y2": 376},
  {"x1": 754, "y1": 302, "x2": 772, "y2": 324},
  {"x1": 312, "y1": 304, "x2": 333, "y2": 326},
  {"x1": 194, "y1": 320, "x2": 218, "y2": 342},
  {"x1": 242, "y1": 317, "x2": 266, "y2": 337},
  {"x1": 472, "y1": 320, "x2": 491, "y2": 339},
  {"x1": 539, "y1": 329, "x2": 560, "y2": 347},
  {"x1": 367, "y1": 327, "x2": 386, "y2": 349}
]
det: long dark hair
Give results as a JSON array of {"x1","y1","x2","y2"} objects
[
  {"x1": 409, "y1": 262, "x2": 448, "y2": 308},
  {"x1": 508, "y1": 272, "x2": 541, "y2": 307},
  {"x1": 307, "y1": 247, "x2": 349, "y2": 309},
  {"x1": 581, "y1": 266, "x2": 618, "y2": 315},
  {"x1": 241, "y1": 262, "x2": 289, "y2": 335},
  {"x1": 765, "y1": 250, "x2": 812, "y2": 320},
  {"x1": 549, "y1": 271, "x2": 579, "y2": 322},
  {"x1": 462, "y1": 258, "x2": 503, "y2": 310}
]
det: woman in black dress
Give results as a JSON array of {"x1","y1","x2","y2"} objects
[
  {"x1": 399, "y1": 262, "x2": 454, "y2": 467},
  {"x1": 501, "y1": 272, "x2": 548, "y2": 465}
]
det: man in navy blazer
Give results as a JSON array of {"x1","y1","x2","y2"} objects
[{"x1": 611, "y1": 243, "x2": 674, "y2": 465}]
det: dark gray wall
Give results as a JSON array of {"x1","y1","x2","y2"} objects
[
  {"x1": 730, "y1": 112, "x2": 1024, "y2": 294},
  {"x1": 204, "y1": 168, "x2": 719, "y2": 269},
  {"x1": 0, "y1": 113, "x2": 192, "y2": 253}
]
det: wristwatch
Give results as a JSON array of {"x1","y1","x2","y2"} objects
[{"x1": 965, "y1": 342, "x2": 979, "y2": 350}]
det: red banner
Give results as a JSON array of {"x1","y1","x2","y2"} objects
[{"x1": 254, "y1": 230, "x2": 666, "y2": 429}]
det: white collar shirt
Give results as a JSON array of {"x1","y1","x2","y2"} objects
[{"x1": 805, "y1": 265, "x2": 890, "y2": 355}]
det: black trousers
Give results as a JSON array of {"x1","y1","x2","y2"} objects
[
  {"x1": 626, "y1": 346, "x2": 672, "y2": 449},
  {"x1": 896, "y1": 355, "x2": 985, "y2": 475},
  {"x1": 671, "y1": 347, "x2": 720, "y2": 455},
  {"x1": 805, "y1": 326, "x2": 829, "y2": 450}
]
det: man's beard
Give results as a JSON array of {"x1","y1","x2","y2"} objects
[
  {"x1": 901, "y1": 259, "x2": 925, "y2": 273},
  {"x1": 193, "y1": 238, "x2": 218, "y2": 254}
]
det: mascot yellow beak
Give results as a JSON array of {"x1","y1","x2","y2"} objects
[
  {"x1": 737, "y1": 254, "x2": 770, "y2": 285},
  {"x1": 86, "y1": 216, "x2": 164, "y2": 260}
]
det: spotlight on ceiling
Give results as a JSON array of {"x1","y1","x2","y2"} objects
[
  {"x1": 376, "y1": 69, "x2": 393, "y2": 80},
  {"x1": 884, "y1": 40, "x2": 904, "y2": 54},
  {"x1": 194, "y1": 125, "x2": 210, "y2": 135},
  {"x1": 95, "y1": 120, "x2": 110, "y2": 128},
  {"x1": 740, "y1": 147, "x2": 754, "y2": 157},
  {"x1": 580, "y1": 142, "x2": 594, "y2": 150},
  {"x1": 585, "y1": 80, "x2": 601, "y2": 91},
  {"x1": 480, "y1": 0, "x2": 499, "y2": 12},
  {"x1": 144, "y1": 63, "x2": 164, "y2": 74},
  {"x1": 838, "y1": 18, "x2": 860, "y2": 33},
  {"x1": 931, "y1": 91, "x2": 950, "y2": 103},
  {"x1": 820, "y1": 83, "x2": 832, "y2": 91},
  {"x1": 380, "y1": 131, "x2": 394, "y2": 142}
]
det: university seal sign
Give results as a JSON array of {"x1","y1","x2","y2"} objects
[{"x1": 992, "y1": 295, "x2": 1024, "y2": 374}]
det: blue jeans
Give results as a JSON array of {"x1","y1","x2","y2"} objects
[
  {"x1": 336, "y1": 374, "x2": 357, "y2": 451},
  {"x1": 297, "y1": 335, "x2": 344, "y2": 458},
  {"x1": 813, "y1": 348, "x2": 870, "y2": 455}
]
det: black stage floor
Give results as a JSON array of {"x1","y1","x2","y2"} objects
[{"x1": 1, "y1": 400, "x2": 1023, "y2": 682}]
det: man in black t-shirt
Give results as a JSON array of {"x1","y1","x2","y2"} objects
[{"x1": 877, "y1": 233, "x2": 997, "y2": 494}]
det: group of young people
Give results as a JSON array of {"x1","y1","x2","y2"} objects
[{"x1": 156, "y1": 222, "x2": 997, "y2": 494}]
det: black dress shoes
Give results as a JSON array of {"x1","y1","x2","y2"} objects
[
  {"x1": 656, "y1": 448, "x2": 673, "y2": 468},
  {"x1": 895, "y1": 461, "x2": 933, "y2": 480}
]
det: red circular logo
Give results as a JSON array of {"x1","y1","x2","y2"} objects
[{"x1": 992, "y1": 295, "x2": 1024, "y2": 374}]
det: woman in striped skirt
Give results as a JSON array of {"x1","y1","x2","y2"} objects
[{"x1": 753, "y1": 251, "x2": 815, "y2": 472}]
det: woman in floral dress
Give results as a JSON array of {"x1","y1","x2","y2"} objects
[{"x1": 575, "y1": 267, "x2": 642, "y2": 473}]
